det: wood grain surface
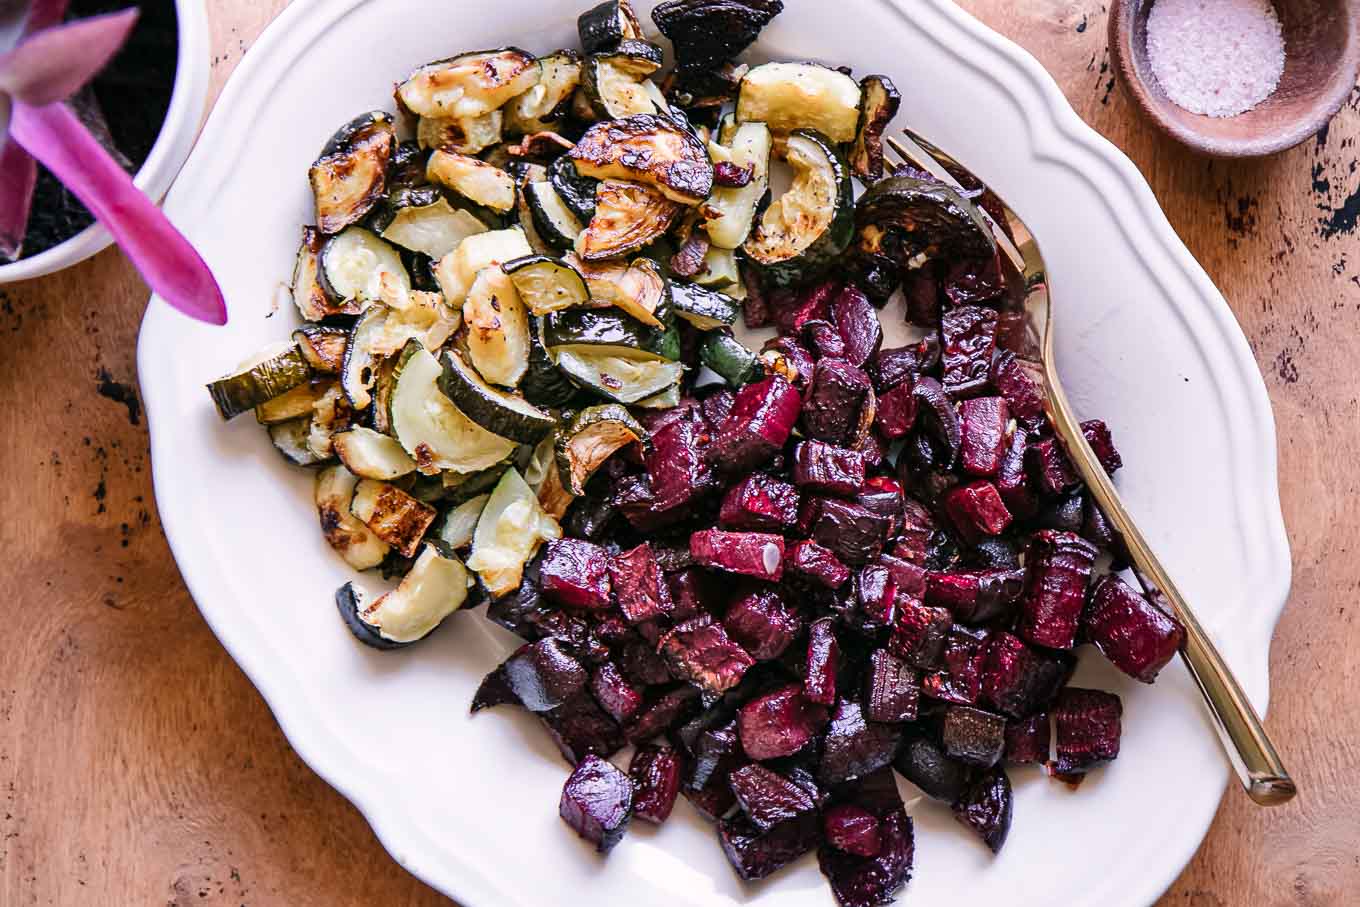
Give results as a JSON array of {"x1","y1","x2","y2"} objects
[{"x1": 2, "y1": 1, "x2": 1356, "y2": 904}]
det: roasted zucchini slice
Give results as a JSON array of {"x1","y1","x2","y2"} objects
[
  {"x1": 340, "y1": 304, "x2": 387, "y2": 410},
  {"x1": 506, "y1": 50, "x2": 582, "y2": 135},
  {"x1": 548, "y1": 154, "x2": 599, "y2": 223},
  {"x1": 309, "y1": 111, "x2": 396, "y2": 235},
  {"x1": 207, "y1": 342, "x2": 312, "y2": 420},
  {"x1": 692, "y1": 244, "x2": 741, "y2": 289},
  {"x1": 854, "y1": 174, "x2": 996, "y2": 262},
  {"x1": 463, "y1": 267, "x2": 531, "y2": 387},
  {"x1": 398, "y1": 48, "x2": 540, "y2": 120},
  {"x1": 578, "y1": 0, "x2": 645, "y2": 55},
  {"x1": 426, "y1": 150, "x2": 517, "y2": 213},
  {"x1": 434, "y1": 227, "x2": 534, "y2": 305},
  {"x1": 670, "y1": 280, "x2": 740, "y2": 329},
  {"x1": 333, "y1": 426, "x2": 418, "y2": 480},
  {"x1": 268, "y1": 417, "x2": 329, "y2": 467},
  {"x1": 634, "y1": 382, "x2": 682, "y2": 409},
  {"x1": 736, "y1": 62, "x2": 863, "y2": 143},
  {"x1": 555, "y1": 404, "x2": 647, "y2": 495},
  {"x1": 439, "y1": 349, "x2": 554, "y2": 443},
  {"x1": 699, "y1": 328, "x2": 764, "y2": 386},
  {"x1": 379, "y1": 196, "x2": 491, "y2": 260},
  {"x1": 556, "y1": 348, "x2": 684, "y2": 404},
  {"x1": 524, "y1": 180, "x2": 585, "y2": 250},
  {"x1": 543, "y1": 307, "x2": 669, "y2": 361},
  {"x1": 703, "y1": 121, "x2": 771, "y2": 249},
  {"x1": 570, "y1": 114, "x2": 714, "y2": 206},
  {"x1": 417, "y1": 109, "x2": 504, "y2": 155},
  {"x1": 350, "y1": 478, "x2": 438, "y2": 558},
  {"x1": 503, "y1": 255, "x2": 591, "y2": 315},
  {"x1": 521, "y1": 316, "x2": 580, "y2": 409},
  {"x1": 850, "y1": 74, "x2": 901, "y2": 183},
  {"x1": 306, "y1": 383, "x2": 355, "y2": 459},
  {"x1": 567, "y1": 254, "x2": 670, "y2": 327},
  {"x1": 319, "y1": 226, "x2": 410, "y2": 306},
  {"x1": 254, "y1": 379, "x2": 326, "y2": 425},
  {"x1": 336, "y1": 543, "x2": 471, "y2": 649},
  {"x1": 293, "y1": 325, "x2": 348, "y2": 374},
  {"x1": 743, "y1": 130, "x2": 854, "y2": 286},
  {"x1": 388, "y1": 342, "x2": 517, "y2": 474},
  {"x1": 582, "y1": 40, "x2": 665, "y2": 119},
  {"x1": 577, "y1": 180, "x2": 681, "y2": 261},
  {"x1": 435, "y1": 493, "x2": 490, "y2": 550},
  {"x1": 316, "y1": 465, "x2": 390, "y2": 570},
  {"x1": 292, "y1": 226, "x2": 358, "y2": 320},
  {"x1": 466, "y1": 467, "x2": 562, "y2": 598}
]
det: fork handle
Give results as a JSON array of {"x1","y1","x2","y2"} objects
[{"x1": 1041, "y1": 361, "x2": 1296, "y2": 806}]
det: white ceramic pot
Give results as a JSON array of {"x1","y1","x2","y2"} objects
[{"x1": 0, "y1": 0, "x2": 210, "y2": 283}]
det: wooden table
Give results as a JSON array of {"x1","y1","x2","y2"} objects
[{"x1": 3, "y1": 1, "x2": 1356, "y2": 903}]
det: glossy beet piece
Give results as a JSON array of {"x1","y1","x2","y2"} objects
[
  {"x1": 690, "y1": 529, "x2": 785, "y2": 581},
  {"x1": 970, "y1": 537, "x2": 1021, "y2": 570},
  {"x1": 700, "y1": 386, "x2": 737, "y2": 429},
  {"x1": 724, "y1": 588, "x2": 803, "y2": 661},
  {"x1": 785, "y1": 540, "x2": 852, "y2": 590},
  {"x1": 893, "y1": 499, "x2": 938, "y2": 567},
  {"x1": 872, "y1": 335, "x2": 940, "y2": 392},
  {"x1": 590, "y1": 662, "x2": 645, "y2": 724},
  {"x1": 543, "y1": 691, "x2": 626, "y2": 764},
  {"x1": 623, "y1": 684, "x2": 701, "y2": 743},
  {"x1": 894, "y1": 727, "x2": 974, "y2": 802},
  {"x1": 856, "y1": 477, "x2": 904, "y2": 537},
  {"x1": 1026, "y1": 436, "x2": 1080, "y2": 498},
  {"x1": 729, "y1": 764, "x2": 817, "y2": 831},
  {"x1": 862, "y1": 649, "x2": 920, "y2": 723},
  {"x1": 813, "y1": 499, "x2": 890, "y2": 567},
  {"x1": 719, "y1": 812, "x2": 820, "y2": 881},
  {"x1": 539, "y1": 539, "x2": 613, "y2": 611},
  {"x1": 803, "y1": 359, "x2": 874, "y2": 444},
  {"x1": 793, "y1": 441, "x2": 868, "y2": 496},
  {"x1": 646, "y1": 408, "x2": 719, "y2": 520},
  {"x1": 911, "y1": 377, "x2": 961, "y2": 466},
  {"x1": 1081, "y1": 418, "x2": 1123, "y2": 475},
  {"x1": 609, "y1": 542, "x2": 673, "y2": 625},
  {"x1": 688, "y1": 720, "x2": 742, "y2": 791},
  {"x1": 980, "y1": 631, "x2": 1071, "y2": 718},
  {"x1": 613, "y1": 474, "x2": 667, "y2": 533},
  {"x1": 958, "y1": 396, "x2": 1009, "y2": 477},
  {"x1": 773, "y1": 279, "x2": 837, "y2": 335},
  {"x1": 1053, "y1": 687, "x2": 1123, "y2": 774},
  {"x1": 940, "y1": 305, "x2": 997, "y2": 399},
  {"x1": 1018, "y1": 530, "x2": 1098, "y2": 650},
  {"x1": 877, "y1": 554, "x2": 927, "y2": 601},
  {"x1": 943, "y1": 481, "x2": 1013, "y2": 541},
  {"x1": 888, "y1": 599, "x2": 953, "y2": 670},
  {"x1": 805, "y1": 319, "x2": 847, "y2": 360},
  {"x1": 832, "y1": 285, "x2": 884, "y2": 368},
  {"x1": 1081, "y1": 495, "x2": 1117, "y2": 550},
  {"x1": 707, "y1": 375, "x2": 803, "y2": 473},
  {"x1": 925, "y1": 568, "x2": 1025, "y2": 625},
  {"x1": 630, "y1": 744, "x2": 683, "y2": 823},
  {"x1": 902, "y1": 269, "x2": 942, "y2": 327},
  {"x1": 762, "y1": 333, "x2": 816, "y2": 390},
  {"x1": 942, "y1": 705, "x2": 1007, "y2": 768},
  {"x1": 719, "y1": 473, "x2": 800, "y2": 533},
  {"x1": 921, "y1": 625, "x2": 990, "y2": 705},
  {"x1": 738, "y1": 683, "x2": 831, "y2": 760},
  {"x1": 804, "y1": 617, "x2": 840, "y2": 705},
  {"x1": 873, "y1": 379, "x2": 918, "y2": 440},
  {"x1": 620, "y1": 638, "x2": 674, "y2": 687},
  {"x1": 658, "y1": 616, "x2": 756, "y2": 694},
  {"x1": 1004, "y1": 713, "x2": 1050, "y2": 765},
  {"x1": 666, "y1": 566, "x2": 718, "y2": 622},
  {"x1": 1038, "y1": 494, "x2": 1084, "y2": 533},
  {"x1": 995, "y1": 429, "x2": 1039, "y2": 520},
  {"x1": 1085, "y1": 574, "x2": 1185, "y2": 682},
  {"x1": 471, "y1": 664, "x2": 520, "y2": 712},
  {"x1": 942, "y1": 253, "x2": 1006, "y2": 307},
  {"x1": 836, "y1": 565, "x2": 894, "y2": 636},
  {"x1": 560, "y1": 754, "x2": 633, "y2": 853},
  {"x1": 819, "y1": 699, "x2": 903, "y2": 786},
  {"x1": 988, "y1": 350, "x2": 1046, "y2": 428},
  {"x1": 686, "y1": 776, "x2": 739, "y2": 822},
  {"x1": 823, "y1": 804, "x2": 882, "y2": 858},
  {"x1": 952, "y1": 766, "x2": 1012, "y2": 854},
  {"x1": 816, "y1": 809, "x2": 914, "y2": 907},
  {"x1": 503, "y1": 639, "x2": 588, "y2": 712}
]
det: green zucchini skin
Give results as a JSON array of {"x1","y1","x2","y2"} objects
[
  {"x1": 548, "y1": 155, "x2": 599, "y2": 223},
  {"x1": 207, "y1": 344, "x2": 312, "y2": 420},
  {"x1": 520, "y1": 317, "x2": 580, "y2": 409},
  {"x1": 543, "y1": 307, "x2": 663, "y2": 358},
  {"x1": 524, "y1": 181, "x2": 585, "y2": 250},
  {"x1": 336, "y1": 582, "x2": 409, "y2": 650},
  {"x1": 578, "y1": 0, "x2": 644, "y2": 55},
  {"x1": 310, "y1": 111, "x2": 397, "y2": 235},
  {"x1": 854, "y1": 174, "x2": 996, "y2": 262},
  {"x1": 699, "y1": 329, "x2": 764, "y2": 387},
  {"x1": 850, "y1": 74, "x2": 901, "y2": 184},
  {"x1": 669, "y1": 280, "x2": 740, "y2": 330},
  {"x1": 438, "y1": 350, "x2": 555, "y2": 444}
]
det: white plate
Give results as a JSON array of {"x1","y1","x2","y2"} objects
[{"x1": 137, "y1": 1, "x2": 1292, "y2": 905}]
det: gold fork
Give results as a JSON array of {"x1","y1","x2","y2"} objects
[{"x1": 884, "y1": 131, "x2": 1296, "y2": 806}]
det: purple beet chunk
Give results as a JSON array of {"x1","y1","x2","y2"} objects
[
  {"x1": 982, "y1": 631, "x2": 1072, "y2": 718},
  {"x1": 959, "y1": 396, "x2": 1009, "y2": 477},
  {"x1": 666, "y1": 566, "x2": 718, "y2": 621},
  {"x1": 623, "y1": 683, "x2": 701, "y2": 743},
  {"x1": 1026, "y1": 436, "x2": 1080, "y2": 498},
  {"x1": 738, "y1": 683, "x2": 831, "y2": 760},
  {"x1": 823, "y1": 804, "x2": 882, "y2": 858},
  {"x1": 560, "y1": 754, "x2": 633, "y2": 853},
  {"x1": 1081, "y1": 494, "x2": 1117, "y2": 549},
  {"x1": 911, "y1": 377, "x2": 962, "y2": 465},
  {"x1": 813, "y1": 499, "x2": 890, "y2": 567},
  {"x1": 503, "y1": 639, "x2": 588, "y2": 712},
  {"x1": 719, "y1": 473, "x2": 800, "y2": 533},
  {"x1": 893, "y1": 498, "x2": 938, "y2": 566},
  {"x1": 793, "y1": 441, "x2": 868, "y2": 496},
  {"x1": 630, "y1": 744, "x2": 683, "y2": 824},
  {"x1": 1004, "y1": 713, "x2": 1050, "y2": 765},
  {"x1": 856, "y1": 477, "x2": 904, "y2": 538},
  {"x1": 803, "y1": 359, "x2": 874, "y2": 444},
  {"x1": 805, "y1": 319, "x2": 847, "y2": 360},
  {"x1": 819, "y1": 699, "x2": 903, "y2": 786},
  {"x1": 903, "y1": 269, "x2": 941, "y2": 327},
  {"x1": 686, "y1": 776, "x2": 739, "y2": 822},
  {"x1": 988, "y1": 350, "x2": 1045, "y2": 428},
  {"x1": 863, "y1": 649, "x2": 920, "y2": 723},
  {"x1": 942, "y1": 705, "x2": 1007, "y2": 768},
  {"x1": 688, "y1": 720, "x2": 742, "y2": 791},
  {"x1": 874, "y1": 379, "x2": 918, "y2": 440},
  {"x1": 690, "y1": 529, "x2": 785, "y2": 582},
  {"x1": 943, "y1": 481, "x2": 1013, "y2": 541},
  {"x1": 774, "y1": 279, "x2": 837, "y2": 335},
  {"x1": 700, "y1": 387, "x2": 736, "y2": 429},
  {"x1": 888, "y1": 599, "x2": 953, "y2": 670},
  {"x1": 619, "y1": 639, "x2": 673, "y2": 687},
  {"x1": 872, "y1": 335, "x2": 941, "y2": 392},
  {"x1": 708, "y1": 375, "x2": 803, "y2": 473},
  {"x1": 996, "y1": 429, "x2": 1039, "y2": 520},
  {"x1": 942, "y1": 253, "x2": 1006, "y2": 307},
  {"x1": 1053, "y1": 687, "x2": 1123, "y2": 774},
  {"x1": 470, "y1": 665, "x2": 520, "y2": 712},
  {"x1": 613, "y1": 473, "x2": 668, "y2": 533},
  {"x1": 590, "y1": 662, "x2": 645, "y2": 724},
  {"x1": 540, "y1": 538, "x2": 613, "y2": 611},
  {"x1": 785, "y1": 540, "x2": 853, "y2": 589},
  {"x1": 924, "y1": 568, "x2": 1025, "y2": 625},
  {"x1": 877, "y1": 554, "x2": 927, "y2": 601},
  {"x1": 805, "y1": 617, "x2": 841, "y2": 705},
  {"x1": 719, "y1": 812, "x2": 820, "y2": 881},
  {"x1": 817, "y1": 809, "x2": 914, "y2": 907},
  {"x1": 921, "y1": 625, "x2": 991, "y2": 705},
  {"x1": 1084, "y1": 574, "x2": 1185, "y2": 682},
  {"x1": 658, "y1": 616, "x2": 756, "y2": 694},
  {"x1": 646, "y1": 408, "x2": 719, "y2": 518},
  {"x1": 729, "y1": 764, "x2": 818, "y2": 832},
  {"x1": 762, "y1": 334, "x2": 816, "y2": 390},
  {"x1": 832, "y1": 285, "x2": 884, "y2": 368},
  {"x1": 1018, "y1": 530, "x2": 1098, "y2": 650},
  {"x1": 1080, "y1": 419, "x2": 1123, "y2": 475},
  {"x1": 609, "y1": 542, "x2": 672, "y2": 625},
  {"x1": 724, "y1": 587, "x2": 803, "y2": 661},
  {"x1": 940, "y1": 305, "x2": 997, "y2": 399},
  {"x1": 895, "y1": 727, "x2": 974, "y2": 802},
  {"x1": 952, "y1": 766, "x2": 1012, "y2": 854},
  {"x1": 742, "y1": 264, "x2": 772, "y2": 328},
  {"x1": 841, "y1": 565, "x2": 898, "y2": 635},
  {"x1": 543, "y1": 691, "x2": 626, "y2": 764}
]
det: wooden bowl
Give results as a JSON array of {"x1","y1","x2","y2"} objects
[{"x1": 1109, "y1": 0, "x2": 1360, "y2": 157}]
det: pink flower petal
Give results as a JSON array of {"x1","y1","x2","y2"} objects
[
  {"x1": 0, "y1": 9, "x2": 137, "y2": 106},
  {"x1": 0, "y1": 134, "x2": 36, "y2": 260},
  {"x1": 11, "y1": 101, "x2": 227, "y2": 325}
]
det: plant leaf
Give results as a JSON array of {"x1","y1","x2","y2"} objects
[
  {"x1": 0, "y1": 8, "x2": 137, "y2": 106},
  {"x1": 11, "y1": 101, "x2": 227, "y2": 324},
  {"x1": 0, "y1": 133, "x2": 35, "y2": 260}
]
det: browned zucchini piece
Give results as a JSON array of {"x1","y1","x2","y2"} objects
[
  {"x1": 576, "y1": 180, "x2": 682, "y2": 261},
  {"x1": 569, "y1": 114, "x2": 714, "y2": 206},
  {"x1": 850, "y1": 74, "x2": 901, "y2": 183},
  {"x1": 309, "y1": 112, "x2": 396, "y2": 235}
]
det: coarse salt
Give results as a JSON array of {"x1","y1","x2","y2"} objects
[{"x1": 1146, "y1": 0, "x2": 1286, "y2": 118}]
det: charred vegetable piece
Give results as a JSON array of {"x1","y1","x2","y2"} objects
[
  {"x1": 855, "y1": 175, "x2": 995, "y2": 264},
  {"x1": 505, "y1": 50, "x2": 582, "y2": 135},
  {"x1": 1084, "y1": 574, "x2": 1185, "y2": 683},
  {"x1": 590, "y1": 662, "x2": 644, "y2": 723},
  {"x1": 577, "y1": 179, "x2": 681, "y2": 260},
  {"x1": 1018, "y1": 530, "x2": 1097, "y2": 650},
  {"x1": 436, "y1": 227, "x2": 534, "y2": 305},
  {"x1": 924, "y1": 568, "x2": 1025, "y2": 625},
  {"x1": 208, "y1": 342, "x2": 312, "y2": 421},
  {"x1": 439, "y1": 350, "x2": 553, "y2": 443},
  {"x1": 540, "y1": 538, "x2": 613, "y2": 611},
  {"x1": 738, "y1": 683, "x2": 830, "y2": 760},
  {"x1": 467, "y1": 467, "x2": 563, "y2": 597},
  {"x1": 1027, "y1": 436, "x2": 1081, "y2": 497},
  {"x1": 462, "y1": 265, "x2": 532, "y2": 388},
  {"x1": 625, "y1": 684, "x2": 702, "y2": 744},
  {"x1": 803, "y1": 359, "x2": 874, "y2": 445},
  {"x1": 729, "y1": 764, "x2": 817, "y2": 832},
  {"x1": 504, "y1": 638, "x2": 589, "y2": 712},
  {"x1": 792, "y1": 441, "x2": 867, "y2": 496},
  {"x1": 823, "y1": 804, "x2": 882, "y2": 859},
  {"x1": 817, "y1": 809, "x2": 914, "y2": 907},
  {"x1": 942, "y1": 705, "x2": 1006, "y2": 768},
  {"x1": 940, "y1": 305, "x2": 998, "y2": 400},
  {"x1": 560, "y1": 754, "x2": 634, "y2": 853},
  {"x1": 630, "y1": 745, "x2": 683, "y2": 823},
  {"x1": 570, "y1": 114, "x2": 714, "y2": 206},
  {"x1": 398, "y1": 49, "x2": 540, "y2": 120},
  {"x1": 416, "y1": 109, "x2": 505, "y2": 155},
  {"x1": 426, "y1": 149, "x2": 516, "y2": 212},
  {"x1": 1053, "y1": 687, "x2": 1124, "y2": 777},
  {"x1": 581, "y1": 40, "x2": 667, "y2": 119},
  {"x1": 686, "y1": 720, "x2": 742, "y2": 791},
  {"x1": 921, "y1": 624, "x2": 991, "y2": 705},
  {"x1": 548, "y1": 155, "x2": 599, "y2": 224},
  {"x1": 952, "y1": 766, "x2": 1012, "y2": 854},
  {"x1": 989, "y1": 350, "x2": 1046, "y2": 428},
  {"x1": 608, "y1": 542, "x2": 672, "y2": 624},
  {"x1": 568, "y1": 254, "x2": 672, "y2": 328},
  {"x1": 334, "y1": 543, "x2": 470, "y2": 648},
  {"x1": 888, "y1": 599, "x2": 953, "y2": 670},
  {"x1": 996, "y1": 430, "x2": 1038, "y2": 520},
  {"x1": 523, "y1": 179, "x2": 585, "y2": 251},
  {"x1": 557, "y1": 349, "x2": 683, "y2": 404},
  {"x1": 691, "y1": 529, "x2": 785, "y2": 582},
  {"x1": 316, "y1": 465, "x2": 391, "y2": 570},
  {"x1": 644, "y1": 408, "x2": 718, "y2": 521},
  {"x1": 555, "y1": 404, "x2": 646, "y2": 496},
  {"x1": 292, "y1": 227, "x2": 353, "y2": 320},
  {"x1": 862, "y1": 649, "x2": 920, "y2": 724},
  {"x1": 719, "y1": 473, "x2": 799, "y2": 533},
  {"x1": 388, "y1": 343, "x2": 518, "y2": 474},
  {"x1": 723, "y1": 588, "x2": 802, "y2": 661},
  {"x1": 543, "y1": 691, "x2": 626, "y2": 764},
  {"x1": 1005, "y1": 713, "x2": 1051, "y2": 765},
  {"x1": 849, "y1": 75, "x2": 901, "y2": 183},
  {"x1": 813, "y1": 499, "x2": 889, "y2": 568},
  {"x1": 670, "y1": 281, "x2": 741, "y2": 330},
  {"x1": 578, "y1": 0, "x2": 645, "y2": 55},
  {"x1": 309, "y1": 112, "x2": 396, "y2": 235},
  {"x1": 503, "y1": 255, "x2": 590, "y2": 316},
  {"x1": 349, "y1": 478, "x2": 437, "y2": 558},
  {"x1": 895, "y1": 726, "x2": 974, "y2": 802},
  {"x1": 819, "y1": 699, "x2": 902, "y2": 786},
  {"x1": 707, "y1": 375, "x2": 802, "y2": 473},
  {"x1": 786, "y1": 541, "x2": 852, "y2": 591},
  {"x1": 719, "y1": 812, "x2": 820, "y2": 881},
  {"x1": 979, "y1": 631, "x2": 1071, "y2": 718},
  {"x1": 659, "y1": 616, "x2": 756, "y2": 694},
  {"x1": 379, "y1": 196, "x2": 490, "y2": 261},
  {"x1": 736, "y1": 62, "x2": 862, "y2": 143},
  {"x1": 652, "y1": 0, "x2": 784, "y2": 78}
]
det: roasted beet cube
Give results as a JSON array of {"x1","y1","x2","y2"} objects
[
  {"x1": 805, "y1": 319, "x2": 847, "y2": 360},
  {"x1": 742, "y1": 265, "x2": 772, "y2": 328},
  {"x1": 738, "y1": 683, "x2": 831, "y2": 760},
  {"x1": 1026, "y1": 436, "x2": 1080, "y2": 497},
  {"x1": 503, "y1": 639, "x2": 588, "y2": 712},
  {"x1": 903, "y1": 269, "x2": 942, "y2": 327},
  {"x1": 832, "y1": 285, "x2": 884, "y2": 368},
  {"x1": 719, "y1": 812, "x2": 820, "y2": 881},
  {"x1": 921, "y1": 625, "x2": 991, "y2": 705},
  {"x1": 700, "y1": 387, "x2": 736, "y2": 429},
  {"x1": 761, "y1": 334, "x2": 816, "y2": 390},
  {"x1": 724, "y1": 588, "x2": 803, "y2": 661},
  {"x1": 708, "y1": 375, "x2": 803, "y2": 473},
  {"x1": 792, "y1": 441, "x2": 867, "y2": 495},
  {"x1": 471, "y1": 664, "x2": 519, "y2": 713},
  {"x1": 619, "y1": 638, "x2": 675, "y2": 687},
  {"x1": 773, "y1": 279, "x2": 837, "y2": 335},
  {"x1": 613, "y1": 474, "x2": 667, "y2": 533},
  {"x1": 646, "y1": 409, "x2": 719, "y2": 519},
  {"x1": 823, "y1": 804, "x2": 882, "y2": 858},
  {"x1": 687, "y1": 720, "x2": 742, "y2": 791},
  {"x1": 959, "y1": 396, "x2": 1009, "y2": 477},
  {"x1": 925, "y1": 568, "x2": 1025, "y2": 624},
  {"x1": 803, "y1": 359, "x2": 874, "y2": 445},
  {"x1": 952, "y1": 766, "x2": 1012, "y2": 854},
  {"x1": 623, "y1": 684, "x2": 701, "y2": 744},
  {"x1": 560, "y1": 754, "x2": 633, "y2": 853},
  {"x1": 686, "y1": 776, "x2": 739, "y2": 822},
  {"x1": 1018, "y1": 530, "x2": 1098, "y2": 650},
  {"x1": 805, "y1": 617, "x2": 841, "y2": 705},
  {"x1": 877, "y1": 554, "x2": 927, "y2": 601},
  {"x1": 666, "y1": 566, "x2": 717, "y2": 622},
  {"x1": 940, "y1": 305, "x2": 998, "y2": 399},
  {"x1": 894, "y1": 727, "x2": 974, "y2": 802},
  {"x1": 856, "y1": 479, "x2": 904, "y2": 538},
  {"x1": 817, "y1": 809, "x2": 914, "y2": 907},
  {"x1": 589, "y1": 662, "x2": 645, "y2": 724},
  {"x1": 719, "y1": 473, "x2": 800, "y2": 533},
  {"x1": 1081, "y1": 419, "x2": 1123, "y2": 474},
  {"x1": 630, "y1": 744, "x2": 683, "y2": 824},
  {"x1": 995, "y1": 429, "x2": 1039, "y2": 520},
  {"x1": 873, "y1": 335, "x2": 941, "y2": 391},
  {"x1": 980, "y1": 631, "x2": 1072, "y2": 719},
  {"x1": 539, "y1": 539, "x2": 613, "y2": 611},
  {"x1": 888, "y1": 599, "x2": 953, "y2": 669},
  {"x1": 819, "y1": 699, "x2": 903, "y2": 786},
  {"x1": 543, "y1": 692, "x2": 626, "y2": 765},
  {"x1": 1037, "y1": 491, "x2": 1083, "y2": 533},
  {"x1": 609, "y1": 542, "x2": 672, "y2": 624},
  {"x1": 874, "y1": 379, "x2": 918, "y2": 440},
  {"x1": 729, "y1": 764, "x2": 817, "y2": 832},
  {"x1": 862, "y1": 649, "x2": 920, "y2": 723},
  {"x1": 989, "y1": 350, "x2": 1045, "y2": 428},
  {"x1": 813, "y1": 499, "x2": 890, "y2": 567},
  {"x1": 1053, "y1": 687, "x2": 1123, "y2": 774},
  {"x1": 893, "y1": 499, "x2": 938, "y2": 567},
  {"x1": 1004, "y1": 713, "x2": 1051, "y2": 765},
  {"x1": 942, "y1": 253, "x2": 1006, "y2": 306},
  {"x1": 942, "y1": 705, "x2": 1007, "y2": 768},
  {"x1": 658, "y1": 616, "x2": 756, "y2": 694},
  {"x1": 1081, "y1": 494, "x2": 1117, "y2": 550},
  {"x1": 690, "y1": 529, "x2": 785, "y2": 582},
  {"x1": 1085, "y1": 574, "x2": 1185, "y2": 682},
  {"x1": 785, "y1": 540, "x2": 852, "y2": 589},
  {"x1": 943, "y1": 481, "x2": 1013, "y2": 541},
  {"x1": 911, "y1": 377, "x2": 962, "y2": 465}
]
